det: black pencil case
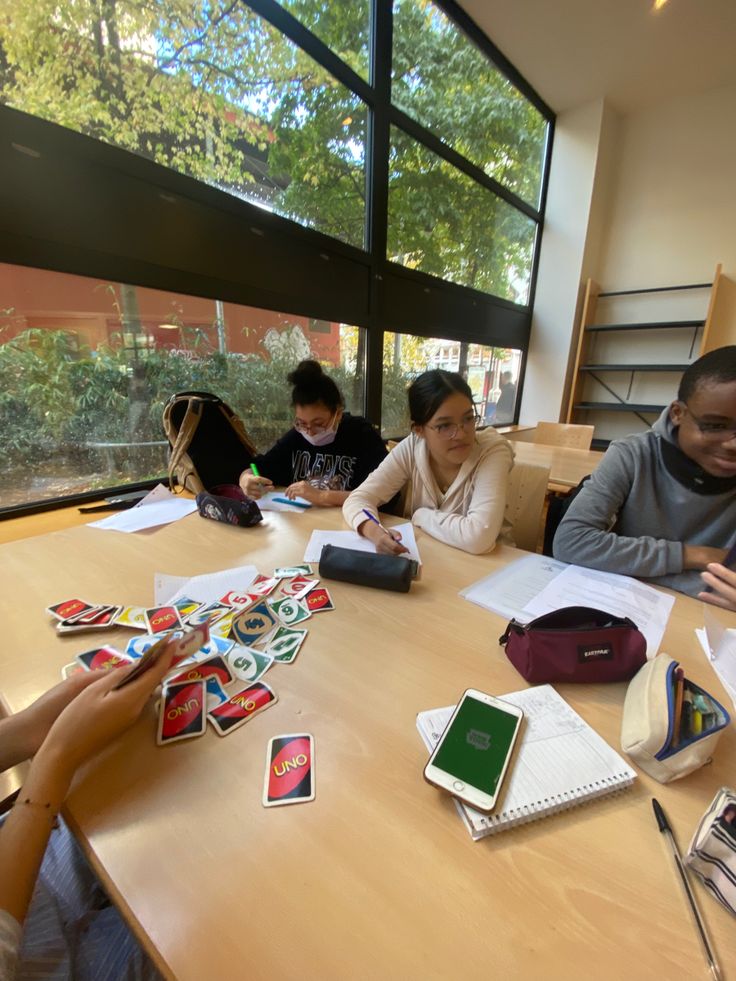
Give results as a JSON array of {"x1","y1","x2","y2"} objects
[
  {"x1": 318, "y1": 544, "x2": 414, "y2": 593},
  {"x1": 195, "y1": 492, "x2": 262, "y2": 528}
]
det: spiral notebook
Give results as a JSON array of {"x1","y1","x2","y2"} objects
[{"x1": 416, "y1": 685, "x2": 636, "y2": 840}]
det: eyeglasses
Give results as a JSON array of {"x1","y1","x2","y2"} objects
[
  {"x1": 294, "y1": 412, "x2": 336, "y2": 434},
  {"x1": 425, "y1": 413, "x2": 480, "y2": 440},
  {"x1": 681, "y1": 404, "x2": 736, "y2": 441}
]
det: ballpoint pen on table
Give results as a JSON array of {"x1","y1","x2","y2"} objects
[{"x1": 651, "y1": 798, "x2": 722, "y2": 980}]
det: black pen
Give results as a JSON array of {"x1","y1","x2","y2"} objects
[{"x1": 651, "y1": 798, "x2": 721, "y2": 980}]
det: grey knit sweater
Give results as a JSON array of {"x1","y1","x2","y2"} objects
[{"x1": 553, "y1": 409, "x2": 736, "y2": 596}]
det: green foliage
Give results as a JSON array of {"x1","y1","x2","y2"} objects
[{"x1": 0, "y1": 0, "x2": 546, "y2": 294}]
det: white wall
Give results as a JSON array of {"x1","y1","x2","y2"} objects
[
  {"x1": 522, "y1": 80, "x2": 736, "y2": 439},
  {"x1": 519, "y1": 98, "x2": 613, "y2": 425}
]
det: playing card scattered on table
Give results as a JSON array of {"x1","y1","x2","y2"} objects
[
  {"x1": 208, "y1": 681, "x2": 277, "y2": 736},
  {"x1": 262, "y1": 734, "x2": 315, "y2": 807},
  {"x1": 43, "y1": 558, "x2": 337, "y2": 753}
]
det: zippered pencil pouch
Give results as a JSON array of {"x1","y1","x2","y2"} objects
[
  {"x1": 621, "y1": 653, "x2": 730, "y2": 783},
  {"x1": 686, "y1": 786, "x2": 736, "y2": 917},
  {"x1": 498, "y1": 606, "x2": 647, "y2": 684}
]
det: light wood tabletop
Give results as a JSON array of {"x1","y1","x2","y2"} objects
[
  {"x1": 510, "y1": 440, "x2": 605, "y2": 488},
  {"x1": 1, "y1": 508, "x2": 735, "y2": 980}
]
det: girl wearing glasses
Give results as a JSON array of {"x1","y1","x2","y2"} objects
[
  {"x1": 343, "y1": 369, "x2": 514, "y2": 555},
  {"x1": 238, "y1": 360, "x2": 389, "y2": 507}
]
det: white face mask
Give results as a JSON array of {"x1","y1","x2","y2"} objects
[{"x1": 301, "y1": 425, "x2": 337, "y2": 447}]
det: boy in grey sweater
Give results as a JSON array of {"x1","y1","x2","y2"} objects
[{"x1": 553, "y1": 346, "x2": 736, "y2": 608}]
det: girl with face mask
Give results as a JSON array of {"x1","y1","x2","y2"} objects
[{"x1": 239, "y1": 360, "x2": 389, "y2": 507}]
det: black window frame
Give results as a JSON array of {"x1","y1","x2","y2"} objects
[{"x1": 0, "y1": 0, "x2": 554, "y2": 515}]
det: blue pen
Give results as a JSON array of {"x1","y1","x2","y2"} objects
[
  {"x1": 273, "y1": 496, "x2": 311, "y2": 509},
  {"x1": 362, "y1": 508, "x2": 394, "y2": 540}
]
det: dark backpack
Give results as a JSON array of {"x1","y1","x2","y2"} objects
[
  {"x1": 162, "y1": 391, "x2": 257, "y2": 494},
  {"x1": 542, "y1": 475, "x2": 592, "y2": 556}
]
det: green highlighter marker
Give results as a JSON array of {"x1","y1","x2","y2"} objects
[{"x1": 250, "y1": 463, "x2": 261, "y2": 478}]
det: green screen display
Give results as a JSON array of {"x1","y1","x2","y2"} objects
[{"x1": 433, "y1": 697, "x2": 519, "y2": 795}]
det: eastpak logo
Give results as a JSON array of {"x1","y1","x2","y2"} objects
[{"x1": 577, "y1": 642, "x2": 614, "y2": 663}]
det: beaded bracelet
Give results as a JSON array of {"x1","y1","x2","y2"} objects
[{"x1": 13, "y1": 797, "x2": 60, "y2": 824}]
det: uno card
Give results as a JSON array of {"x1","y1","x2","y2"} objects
[
  {"x1": 173, "y1": 596, "x2": 203, "y2": 619},
  {"x1": 249, "y1": 575, "x2": 280, "y2": 596},
  {"x1": 262, "y1": 734, "x2": 315, "y2": 807},
  {"x1": 46, "y1": 599, "x2": 95, "y2": 621},
  {"x1": 56, "y1": 605, "x2": 122, "y2": 633},
  {"x1": 157, "y1": 680, "x2": 207, "y2": 745},
  {"x1": 75, "y1": 646, "x2": 133, "y2": 672},
  {"x1": 61, "y1": 661, "x2": 85, "y2": 679},
  {"x1": 227, "y1": 644, "x2": 274, "y2": 683},
  {"x1": 220, "y1": 590, "x2": 259, "y2": 609},
  {"x1": 115, "y1": 606, "x2": 148, "y2": 630},
  {"x1": 196, "y1": 635, "x2": 234, "y2": 659},
  {"x1": 210, "y1": 611, "x2": 236, "y2": 639},
  {"x1": 185, "y1": 602, "x2": 231, "y2": 627},
  {"x1": 231, "y1": 602, "x2": 279, "y2": 646},
  {"x1": 125, "y1": 632, "x2": 167, "y2": 660},
  {"x1": 262, "y1": 627, "x2": 308, "y2": 664},
  {"x1": 269, "y1": 596, "x2": 311, "y2": 626},
  {"x1": 113, "y1": 621, "x2": 210, "y2": 691},
  {"x1": 279, "y1": 576, "x2": 318, "y2": 600},
  {"x1": 145, "y1": 606, "x2": 183, "y2": 634},
  {"x1": 168, "y1": 654, "x2": 233, "y2": 687},
  {"x1": 304, "y1": 588, "x2": 334, "y2": 613},
  {"x1": 205, "y1": 676, "x2": 229, "y2": 711},
  {"x1": 208, "y1": 681, "x2": 277, "y2": 736},
  {"x1": 273, "y1": 565, "x2": 312, "y2": 580}
]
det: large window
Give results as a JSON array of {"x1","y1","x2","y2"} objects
[
  {"x1": 382, "y1": 333, "x2": 521, "y2": 435},
  {"x1": 0, "y1": 0, "x2": 552, "y2": 512},
  {"x1": 0, "y1": 263, "x2": 363, "y2": 508}
]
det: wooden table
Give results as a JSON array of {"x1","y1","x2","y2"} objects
[
  {"x1": 2, "y1": 509, "x2": 736, "y2": 980},
  {"x1": 510, "y1": 440, "x2": 605, "y2": 489}
]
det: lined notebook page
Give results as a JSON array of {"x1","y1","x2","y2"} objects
[{"x1": 417, "y1": 685, "x2": 636, "y2": 840}]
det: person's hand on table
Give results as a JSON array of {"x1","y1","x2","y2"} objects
[
  {"x1": 238, "y1": 471, "x2": 273, "y2": 500},
  {"x1": 358, "y1": 518, "x2": 409, "y2": 556},
  {"x1": 36, "y1": 640, "x2": 178, "y2": 783},
  {"x1": 699, "y1": 562, "x2": 736, "y2": 612},
  {"x1": 285, "y1": 481, "x2": 323, "y2": 504},
  {"x1": 2, "y1": 672, "x2": 102, "y2": 768}
]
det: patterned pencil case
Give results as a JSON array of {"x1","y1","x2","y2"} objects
[
  {"x1": 195, "y1": 492, "x2": 262, "y2": 528},
  {"x1": 319, "y1": 544, "x2": 415, "y2": 593},
  {"x1": 620, "y1": 653, "x2": 730, "y2": 783},
  {"x1": 686, "y1": 787, "x2": 736, "y2": 916}
]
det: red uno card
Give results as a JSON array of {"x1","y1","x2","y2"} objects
[
  {"x1": 168, "y1": 653, "x2": 233, "y2": 687},
  {"x1": 145, "y1": 606, "x2": 183, "y2": 634},
  {"x1": 207, "y1": 681, "x2": 277, "y2": 737},
  {"x1": 249, "y1": 576, "x2": 280, "y2": 596},
  {"x1": 75, "y1": 646, "x2": 132, "y2": 671},
  {"x1": 262, "y1": 734, "x2": 315, "y2": 807},
  {"x1": 157, "y1": 680, "x2": 207, "y2": 745},
  {"x1": 305, "y1": 588, "x2": 334, "y2": 613},
  {"x1": 46, "y1": 599, "x2": 95, "y2": 621},
  {"x1": 220, "y1": 590, "x2": 259, "y2": 609},
  {"x1": 279, "y1": 576, "x2": 318, "y2": 600},
  {"x1": 56, "y1": 606, "x2": 123, "y2": 633}
]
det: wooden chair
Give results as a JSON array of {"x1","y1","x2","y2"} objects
[
  {"x1": 534, "y1": 421, "x2": 594, "y2": 450},
  {"x1": 504, "y1": 462, "x2": 551, "y2": 553}
]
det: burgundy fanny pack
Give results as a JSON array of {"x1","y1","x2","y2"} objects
[{"x1": 499, "y1": 606, "x2": 647, "y2": 684}]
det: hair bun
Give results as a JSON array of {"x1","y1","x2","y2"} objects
[{"x1": 287, "y1": 359, "x2": 324, "y2": 386}]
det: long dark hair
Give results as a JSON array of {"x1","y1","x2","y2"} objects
[
  {"x1": 287, "y1": 360, "x2": 344, "y2": 411},
  {"x1": 407, "y1": 370, "x2": 473, "y2": 425}
]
